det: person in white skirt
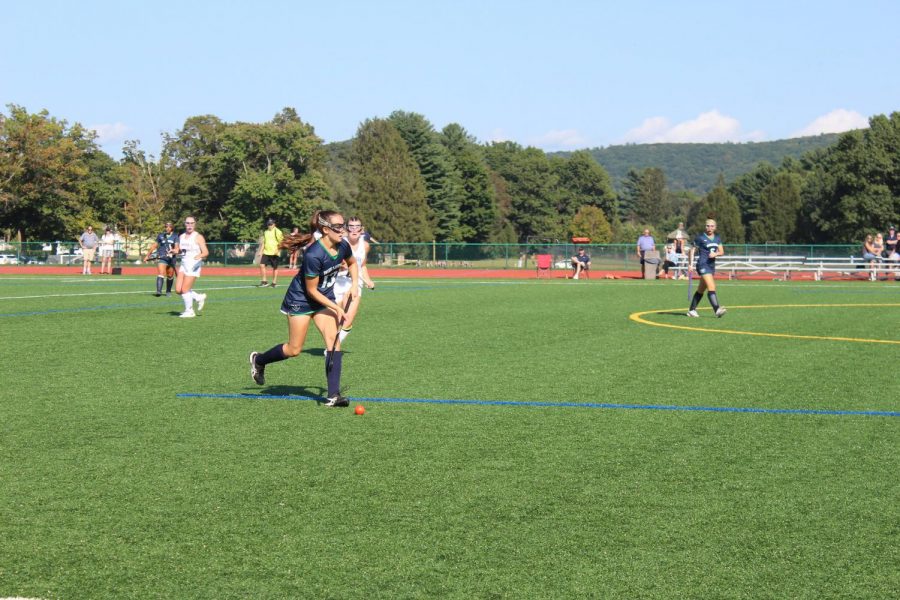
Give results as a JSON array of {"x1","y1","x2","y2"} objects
[
  {"x1": 332, "y1": 216, "x2": 375, "y2": 344},
  {"x1": 173, "y1": 216, "x2": 209, "y2": 318}
]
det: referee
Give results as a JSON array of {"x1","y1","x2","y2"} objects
[{"x1": 258, "y1": 218, "x2": 284, "y2": 288}]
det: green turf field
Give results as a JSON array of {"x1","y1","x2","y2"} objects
[{"x1": 1, "y1": 275, "x2": 898, "y2": 598}]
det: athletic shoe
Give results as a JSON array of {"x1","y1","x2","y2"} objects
[
  {"x1": 715, "y1": 307, "x2": 727, "y2": 318},
  {"x1": 179, "y1": 309, "x2": 196, "y2": 318},
  {"x1": 258, "y1": 281, "x2": 268, "y2": 287},
  {"x1": 269, "y1": 282, "x2": 277, "y2": 288},
  {"x1": 686, "y1": 310, "x2": 699, "y2": 317},
  {"x1": 166, "y1": 292, "x2": 172, "y2": 297},
  {"x1": 249, "y1": 352, "x2": 265, "y2": 385},
  {"x1": 324, "y1": 395, "x2": 350, "y2": 407},
  {"x1": 573, "y1": 273, "x2": 579, "y2": 280},
  {"x1": 196, "y1": 293, "x2": 207, "y2": 312},
  {"x1": 154, "y1": 293, "x2": 162, "y2": 297}
]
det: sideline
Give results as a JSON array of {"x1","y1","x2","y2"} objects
[
  {"x1": 178, "y1": 392, "x2": 900, "y2": 418},
  {"x1": 629, "y1": 303, "x2": 900, "y2": 345}
]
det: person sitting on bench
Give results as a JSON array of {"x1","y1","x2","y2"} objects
[{"x1": 571, "y1": 247, "x2": 591, "y2": 279}]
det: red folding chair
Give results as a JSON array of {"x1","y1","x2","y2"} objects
[{"x1": 536, "y1": 254, "x2": 553, "y2": 278}]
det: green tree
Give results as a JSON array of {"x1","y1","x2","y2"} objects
[
  {"x1": 570, "y1": 205, "x2": 612, "y2": 243},
  {"x1": 440, "y1": 123, "x2": 497, "y2": 242},
  {"x1": 799, "y1": 112, "x2": 900, "y2": 243},
  {"x1": 621, "y1": 167, "x2": 668, "y2": 225},
  {"x1": 750, "y1": 172, "x2": 802, "y2": 242},
  {"x1": 689, "y1": 176, "x2": 744, "y2": 243},
  {"x1": 554, "y1": 150, "x2": 617, "y2": 222},
  {"x1": 727, "y1": 161, "x2": 777, "y2": 237},
  {"x1": 389, "y1": 111, "x2": 464, "y2": 241},
  {"x1": 0, "y1": 104, "x2": 96, "y2": 240},
  {"x1": 351, "y1": 119, "x2": 432, "y2": 242},
  {"x1": 484, "y1": 143, "x2": 558, "y2": 241}
]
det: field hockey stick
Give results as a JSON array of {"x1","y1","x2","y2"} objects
[
  {"x1": 326, "y1": 294, "x2": 354, "y2": 373},
  {"x1": 687, "y1": 265, "x2": 693, "y2": 304}
]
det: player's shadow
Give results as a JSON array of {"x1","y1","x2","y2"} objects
[
  {"x1": 251, "y1": 384, "x2": 328, "y2": 403},
  {"x1": 299, "y1": 347, "x2": 352, "y2": 357}
]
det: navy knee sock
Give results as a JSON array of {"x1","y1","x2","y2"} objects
[
  {"x1": 690, "y1": 291, "x2": 703, "y2": 311},
  {"x1": 257, "y1": 344, "x2": 288, "y2": 366},
  {"x1": 326, "y1": 351, "x2": 342, "y2": 397},
  {"x1": 708, "y1": 291, "x2": 720, "y2": 311},
  {"x1": 166, "y1": 276, "x2": 174, "y2": 293},
  {"x1": 156, "y1": 276, "x2": 164, "y2": 294}
]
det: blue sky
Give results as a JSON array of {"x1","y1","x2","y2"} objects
[{"x1": 3, "y1": 0, "x2": 897, "y2": 159}]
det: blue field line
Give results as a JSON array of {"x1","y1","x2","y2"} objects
[{"x1": 176, "y1": 392, "x2": 900, "y2": 418}]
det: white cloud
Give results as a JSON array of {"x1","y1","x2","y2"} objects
[
  {"x1": 88, "y1": 122, "x2": 130, "y2": 144},
  {"x1": 791, "y1": 109, "x2": 868, "y2": 137},
  {"x1": 620, "y1": 110, "x2": 763, "y2": 144},
  {"x1": 528, "y1": 128, "x2": 590, "y2": 150}
]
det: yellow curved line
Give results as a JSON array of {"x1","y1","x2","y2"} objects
[{"x1": 629, "y1": 303, "x2": 900, "y2": 345}]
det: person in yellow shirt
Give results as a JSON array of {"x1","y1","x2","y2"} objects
[{"x1": 258, "y1": 218, "x2": 284, "y2": 287}]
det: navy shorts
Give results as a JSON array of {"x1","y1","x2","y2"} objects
[
  {"x1": 159, "y1": 257, "x2": 176, "y2": 268},
  {"x1": 697, "y1": 262, "x2": 716, "y2": 276}
]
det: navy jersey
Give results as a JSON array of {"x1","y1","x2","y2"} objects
[
  {"x1": 281, "y1": 239, "x2": 351, "y2": 315},
  {"x1": 694, "y1": 233, "x2": 722, "y2": 268},
  {"x1": 156, "y1": 231, "x2": 178, "y2": 260}
]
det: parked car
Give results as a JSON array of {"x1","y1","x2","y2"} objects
[{"x1": 0, "y1": 254, "x2": 20, "y2": 265}]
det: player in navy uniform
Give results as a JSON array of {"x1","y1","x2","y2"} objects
[
  {"x1": 687, "y1": 218, "x2": 727, "y2": 318},
  {"x1": 248, "y1": 210, "x2": 359, "y2": 407},
  {"x1": 143, "y1": 221, "x2": 179, "y2": 296}
]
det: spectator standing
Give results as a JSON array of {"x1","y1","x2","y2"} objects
[
  {"x1": 99, "y1": 227, "x2": 116, "y2": 275},
  {"x1": 78, "y1": 225, "x2": 98, "y2": 275},
  {"x1": 636, "y1": 228, "x2": 656, "y2": 274},
  {"x1": 258, "y1": 218, "x2": 284, "y2": 287}
]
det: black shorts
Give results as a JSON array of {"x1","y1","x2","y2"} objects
[{"x1": 261, "y1": 254, "x2": 280, "y2": 268}]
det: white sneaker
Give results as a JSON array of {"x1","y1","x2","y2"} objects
[
  {"x1": 715, "y1": 307, "x2": 727, "y2": 318},
  {"x1": 686, "y1": 310, "x2": 699, "y2": 317},
  {"x1": 179, "y1": 309, "x2": 196, "y2": 318},
  {"x1": 196, "y1": 293, "x2": 207, "y2": 312},
  {"x1": 573, "y1": 273, "x2": 579, "y2": 280}
]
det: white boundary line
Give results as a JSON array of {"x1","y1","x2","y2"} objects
[{"x1": 0, "y1": 284, "x2": 259, "y2": 301}]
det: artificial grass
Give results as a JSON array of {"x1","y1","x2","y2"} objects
[{"x1": 0, "y1": 275, "x2": 897, "y2": 598}]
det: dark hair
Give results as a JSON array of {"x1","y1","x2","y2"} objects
[{"x1": 280, "y1": 209, "x2": 341, "y2": 253}]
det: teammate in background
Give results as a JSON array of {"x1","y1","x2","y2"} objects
[
  {"x1": 144, "y1": 221, "x2": 178, "y2": 296},
  {"x1": 78, "y1": 225, "x2": 98, "y2": 275},
  {"x1": 99, "y1": 227, "x2": 116, "y2": 275},
  {"x1": 173, "y1": 216, "x2": 209, "y2": 318},
  {"x1": 258, "y1": 218, "x2": 284, "y2": 287},
  {"x1": 333, "y1": 216, "x2": 375, "y2": 345},
  {"x1": 249, "y1": 210, "x2": 359, "y2": 407},
  {"x1": 287, "y1": 226, "x2": 301, "y2": 269},
  {"x1": 687, "y1": 218, "x2": 726, "y2": 318}
]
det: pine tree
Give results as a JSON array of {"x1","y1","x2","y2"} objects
[
  {"x1": 388, "y1": 111, "x2": 464, "y2": 241},
  {"x1": 351, "y1": 119, "x2": 432, "y2": 242},
  {"x1": 750, "y1": 172, "x2": 802, "y2": 242},
  {"x1": 440, "y1": 123, "x2": 497, "y2": 242}
]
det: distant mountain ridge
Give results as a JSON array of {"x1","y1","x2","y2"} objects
[{"x1": 555, "y1": 133, "x2": 842, "y2": 194}]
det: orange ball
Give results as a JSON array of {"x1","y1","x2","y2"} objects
[{"x1": 354, "y1": 405, "x2": 365, "y2": 415}]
